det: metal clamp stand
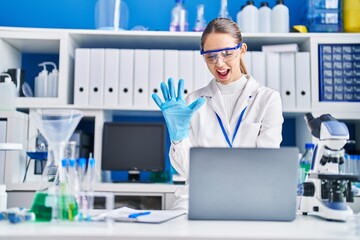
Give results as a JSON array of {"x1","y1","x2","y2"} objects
[{"x1": 23, "y1": 151, "x2": 47, "y2": 182}]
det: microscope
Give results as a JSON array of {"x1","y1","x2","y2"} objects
[{"x1": 299, "y1": 113, "x2": 360, "y2": 221}]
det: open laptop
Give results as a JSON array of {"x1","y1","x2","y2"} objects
[{"x1": 188, "y1": 147, "x2": 299, "y2": 221}]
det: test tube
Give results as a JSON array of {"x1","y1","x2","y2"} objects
[
  {"x1": 86, "y1": 154, "x2": 96, "y2": 215},
  {"x1": 78, "y1": 191, "x2": 114, "y2": 226}
]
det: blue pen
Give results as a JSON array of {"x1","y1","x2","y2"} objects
[{"x1": 128, "y1": 211, "x2": 151, "y2": 219}]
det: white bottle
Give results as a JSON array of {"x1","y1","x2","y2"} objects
[
  {"x1": 35, "y1": 62, "x2": 58, "y2": 98},
  {"x1": 0, "y1": 73, "x2": 17, "y2": 111},
  {"x1": 242, "y1": 0, "x2": 259, "y2": 33},
  {"x1": 259, "y1": 1, "x2": 272, "y2": 33},
  {"x1": 0, "y1": 185, "x2": 7, "y2": 211},
  {"x1": 47, "y1": 62, "x2": 58, "y2": 97},
  {"x1": 35, "y1": 63, "x2": 49, "y2": 97},
  {"x1": 236, "y1": 5, "x2": 245, "y2": 31},
  {"x1": 169, "y1": 0, "x2": 188, "y2": 32},
  {"x1": 271, "y1": 0, "x2": 289, "y2": 33}
]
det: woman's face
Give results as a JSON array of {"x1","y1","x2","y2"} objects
[{"x1": 202, "y1": 32, "x2": 243, "y2": 85}]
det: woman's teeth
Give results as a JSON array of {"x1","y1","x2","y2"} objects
[{"x1": 217, "y1": 69, "x2": 229, "y2": 76}]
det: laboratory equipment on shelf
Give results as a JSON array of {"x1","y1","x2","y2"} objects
[
  {"x1": 193, "y1": 4, "x2": 206, "y2": 32},
  {"x1": 236, "y1": 5, "x2": 245, "y2": 31},
  {"x1": 0, "y1": 73, "x2": 17, "y2": 111},
  {"x1": 170, "y1": 0, "x2": 188, "y2": 32},
  {"x1": 29, "y1": 109, "x2": 83, "y2": 222},
  {"x1": 241, "y1": 0, "x2": 259, "y2": 33},
  {"x1": 271, "y1": 0, "x2": 289, "y2": 33},
  {"x1": 2, "y1": 68, "x2": 25, "y2": 97},
  {"x1": 34, "y1": 62, "x2": 58, "y2": 98},
  {"x1": 258, "y1": 1, "x2": 271, "y2": 33},
  {"x1": 299, "y1": 113, "x2": 360, "y2": 221},
  {"x1": 306, "y1": 0, "x2": 342, "y2": 32},
  {"x1": 218, "y1": 0, "x2": 231, "y2": 19},
  {"x1": 95, "y1": 0, "x2": 129, "y2": 30}
]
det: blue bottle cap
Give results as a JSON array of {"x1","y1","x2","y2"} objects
[
  {"x1": 79, "y1": 157, "x2": 86, "y2": 168},
  {"x1": 89, "y1": 157, "x2": 95, "y2": 168},
  {"x1": 61, "y1": 159, "x2": 67, "y2": 167},
  {"x1": 69, "y1": 159, "x2": 76, "y2": 167}
]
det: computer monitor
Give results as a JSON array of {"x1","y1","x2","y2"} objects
[{"x1": 101, "y1": 122, "x2": 166, "y2": 182}]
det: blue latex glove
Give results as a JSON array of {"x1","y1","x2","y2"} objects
[{"x1": 152, "y1": 78, "x2": 205, "y2": 142}]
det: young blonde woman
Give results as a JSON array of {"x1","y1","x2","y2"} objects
[{"x1": 152, "y1": 18, "x2": 283, "y2": 210}]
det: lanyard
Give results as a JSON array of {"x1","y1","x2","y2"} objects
[{"x1": 216, "y1": 106, "x2": 247, "y2": 148}]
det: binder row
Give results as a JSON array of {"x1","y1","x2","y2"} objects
[
  {"x1": 319, "y1": 44, "x2": 360, "y2": 102},
  {"x1": 73, "y1": 48, "x2": 212, "y2": 107},
  {"x1": 243, "y1": 51, "x2": 311, "y2": 110},
  {"x1": 74, "y1": 48, "x2": 311, "y2": 110}
]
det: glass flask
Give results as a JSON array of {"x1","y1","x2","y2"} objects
[{"x1": 29, "y1": 109, "x2": 83, "y2": 222}]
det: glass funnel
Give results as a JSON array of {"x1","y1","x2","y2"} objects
[
  {"x1": 29, "y1": 109, "x2": 83, "y2": 222},
  {"x1": 30, "y1": 109, "x2": 83, "y2": 184}
]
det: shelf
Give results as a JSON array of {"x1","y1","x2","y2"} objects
[
  {"x1": 14, "y1": 103, "x2": 315, "y2": 117},
  {"x1": 16, "y1": 97, "x2": 71, "y2": 108},
  {"x1": 94, "y1": 182, "x2": 182, "y2": 193},
  {"x1": 0, "y1": 30, "x2": 63, "y2": 54},
  {"x1": 67, "y1": 30, "x2": 314, "y2": 51},
  {"x1": 0, "y1": 27, "x2": 307, "y2": 51},
  {"x1": 0, "y1": 27, "x2": 334, "y2": 51},
  {"x1": 312, "y1": 105, "x2": 360, "y2": 120},
  {"x1": 68, "y1": 30, "x2": 313, "y2": 51},
  {"x1": 15, "y1": 103, "x2": 159, "y2": 111},
  {"x1": 69, "y1": 30, "x2": 203, "y2": 50},
  {"x1": 0, "y1": 143, "x2": 23, "y2": 150}
]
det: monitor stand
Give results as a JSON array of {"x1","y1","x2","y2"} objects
[{"x1": 128, "y1": 170, "x2": 140, "y2": 182}]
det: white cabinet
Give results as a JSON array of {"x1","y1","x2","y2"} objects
[{"x1": 1, "y1": 27, "x2": 359, "y2": 190}]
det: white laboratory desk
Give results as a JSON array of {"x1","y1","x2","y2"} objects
[{"x1": 0, "y1": 214, "x2": 359, "y2": 240}]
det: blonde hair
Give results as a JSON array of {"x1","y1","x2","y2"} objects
[{"x1": 200, "y1": 18, "x2": 247, "y2": 74}]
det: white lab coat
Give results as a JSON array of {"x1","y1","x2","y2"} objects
[{"x1": 169, "y1": 75, "x2": 284, "y2": 210}]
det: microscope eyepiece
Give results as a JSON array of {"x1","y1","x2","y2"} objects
[
  {"x1": 304, "y1": 113, "x2": 314, "y2": 123},
  {"x1": 304, "y1": 113, "x2": 321, "y2": 138}
]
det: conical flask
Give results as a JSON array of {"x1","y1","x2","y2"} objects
[{"x1": 29, "y1": 109, "x2": 83, "y2": 221}]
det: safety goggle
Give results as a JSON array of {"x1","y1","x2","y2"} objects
[{"x1": 200, "y1": 42, "x2": 242, "y2": 64}]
